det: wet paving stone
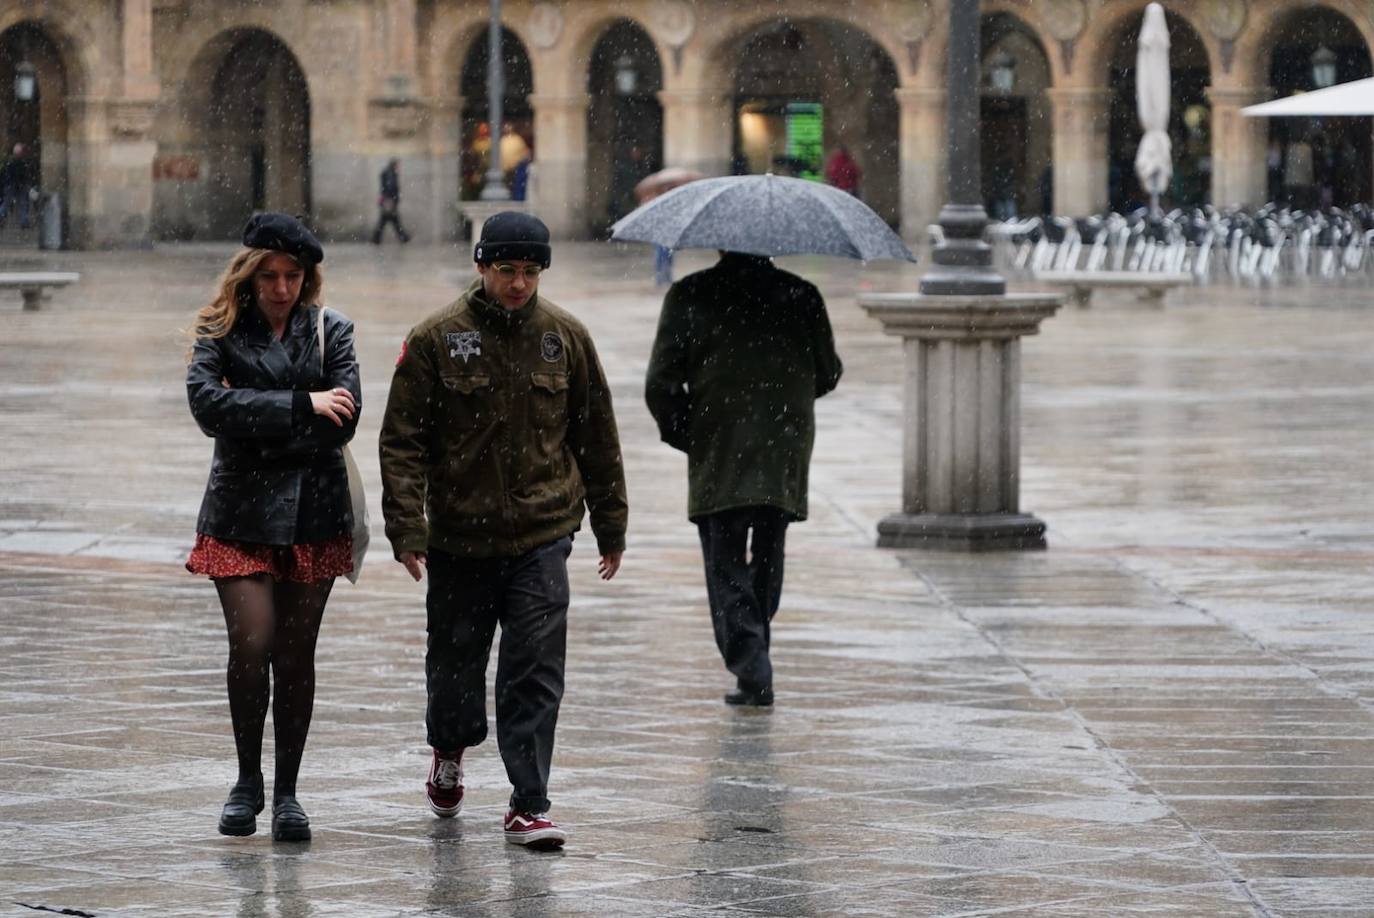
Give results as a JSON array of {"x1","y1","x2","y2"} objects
[{"x1": 2, "y1": 244, "x2": 1373, "y2": 914}]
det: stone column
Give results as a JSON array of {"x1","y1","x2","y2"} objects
[
  {"x1": 384, "y1": 0, "x2": 418, "y2": 97},
  {"x1": 895, "y1": 87, "x2": 947, "y2": 241},
  {"x1": 1048, "y1": 87, "x2": 1111, "y2": 216},
  {"x1": 1208, "y1": 87, "x2": 1269, "y2": 208},
  {"x1": 659, "y1": 88, "x2": 732, "y2": 177},
  {"x1": 121, "y1": 0, "x2": 159, "y2": 99},
  {"x1": 527, "y1": 93, "x2": 588, "y2": 238},
  {"x1": 427, "y1": 96, "x2": 463, "y2": 241},
  {"x1": 76, "y1": 0, "x2": 161, "y2": 246},
  {"x1": 857, "y1": 294, "x2": 1061, "y2": 549}
]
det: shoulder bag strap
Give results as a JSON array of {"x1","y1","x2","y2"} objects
[{"x1": 316, "y1": 305, "x2": 327, "y2": 374}]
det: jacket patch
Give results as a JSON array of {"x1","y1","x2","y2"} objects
[
  {"x1": 395, "y1": 339, "x2": 408, "y2": 367},
  {"x1": 446, "y1": 331, "x2": 482, "y2": 363},
  {"x1": 540, "y1": 332, "x2": 564, "y2": 363}
]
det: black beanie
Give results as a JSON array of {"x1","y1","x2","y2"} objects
[
  {"x1": 474, "y1": 211, "x2": 552, "y2": 268},
  {"x1": 242, "y1": 212, "x2": 324, "y2": 266}
]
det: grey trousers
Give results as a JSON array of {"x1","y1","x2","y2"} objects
[
  {"x1": 425, "y1": 537, "x2": 571, "y2": 813},
  {"x1": 696, "y1": 507, "x2": 789, "y2": 693}
]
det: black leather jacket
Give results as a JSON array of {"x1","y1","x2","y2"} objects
[{"x1": 187, "y1": 303, "x2": 361, "y2": 546}]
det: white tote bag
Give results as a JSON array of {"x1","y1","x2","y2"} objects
[{"x1": 317, "y1": 306, "x2": 369, "y2": 583}]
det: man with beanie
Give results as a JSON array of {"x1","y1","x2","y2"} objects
[{"x1": 379, "y1": 211, "x2": 627, "y2": 849}]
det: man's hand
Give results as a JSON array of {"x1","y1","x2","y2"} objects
[
  {"x1": 598, "y1": 551, "x2": 622, "y2": 581},
  {"x1": 398, "y1": 550, "x2": 427, "y2": 582}
]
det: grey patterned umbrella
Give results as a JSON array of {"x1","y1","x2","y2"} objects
[{"x1": 610, "y1": 173, "x2": 915, "y2": 262}]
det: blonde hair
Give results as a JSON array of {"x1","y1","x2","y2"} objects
[{"x1": 187, "y1": 248, "x2": 324, "y2": 348}]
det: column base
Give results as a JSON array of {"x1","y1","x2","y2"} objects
[{"x1": 876, "y1": 513, "x2": 1047, "y2": 551}]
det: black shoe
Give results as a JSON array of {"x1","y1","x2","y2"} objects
[
  {"x1": 271, "y1": 795, "x2": 312, "y2": 842},
  {"x1": 724, "y1": 688, "x2": 774, "y2": 707},
  {"x1": 218, "y1": 772, "x2": 265, "y2": 836}
]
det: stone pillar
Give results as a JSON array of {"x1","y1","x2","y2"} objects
[
  {"x1": 121, "y1": 0, "x2": 158, "y2": 99},
  {"x1": 857, "y1": 294, "x2": 1061, "y2": 549},
  {"x1": 659, "y1": 88, "x2": 731, "y2": 177},
  {"x1": 1048, "y1": 87, "x2": 1110, "y2": 216},
  {"x1": 527, "y1": 93, "x2": 588, "y2": 238},
  {"x1": 1208, "y1": 87, "x2": 1269, "y2": 209},
  {"x1": 69, "y1": 0, "x2": 162, "y2": 246},
  {"x1": 384, "y1": 0, "x2": 418, "y2": 96},
  {"x1": 427, "y1": 96, "x2": 463, "y2": 241},
  {"x1": 895, "y1": 87, "x2": 947, "y2": 241}
]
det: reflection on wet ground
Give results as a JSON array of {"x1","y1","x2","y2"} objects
[{"x1": 2, "y1": 243, "x2": 1373, "y2": 915}]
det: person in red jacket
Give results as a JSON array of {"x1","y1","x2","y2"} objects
[{"x1": 824, "y1": 145, "x2": 862, "y2": 198}]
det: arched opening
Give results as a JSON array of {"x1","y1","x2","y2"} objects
[
  {"x1": 1106, "y1": 11, "x2": 1211, "y2": 212},
  {"x1": 728, "y1": 18, "x2": 900, "y2": 225},
  {"x1": 181, "y1": 29, "x2": 312, "y2": 240},
  {"x1": 980, "y1": 13, "x2": 1053, "y2": 219},
  {"x1": 0, "y1": 23, "x2": 68, "y2": 240},
  {"x1": 459, "y1": 27, "x2": 533, "y2": 201},
  {"x1": 586, "y1": 20, "x2": 663, "y2": 234},
  {"x1": 1266, "y1": 7, "x2": 1372, "y2": 208}
]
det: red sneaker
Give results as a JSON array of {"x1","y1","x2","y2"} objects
[
  {"x1": 503, "y1": 809, "x2": 566, "y2": 848},
  {"x1": 426, "y1": 750, "x2": 464, "y2": 817}
]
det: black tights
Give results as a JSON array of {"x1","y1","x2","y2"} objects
[{"x1": 216, "y1": 575, "x2": 333, "y2": 799}]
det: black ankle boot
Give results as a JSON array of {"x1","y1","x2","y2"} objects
[
  {"x1": 271, "y1": 795, "x2": 312, "y2": 842},
  {"x1": 724, "y1": 687, "x2": 774, "y2": 707},
  {"x1": 218, "y1": 772, "x2": 265, "y2": 836}
]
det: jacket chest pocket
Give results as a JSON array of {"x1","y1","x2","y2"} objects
[
  {"x1": 440, "y1": 374, "x2": 494, "y2": 428},
  {"x1": 529, "y1": 371, "x2": 569, "y2": 428}
]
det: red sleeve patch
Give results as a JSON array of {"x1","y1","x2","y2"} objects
[{"x1": 395, "y1": 339, "x2": 408, "y2": 367}]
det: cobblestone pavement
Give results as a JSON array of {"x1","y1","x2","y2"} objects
[{"x1": 2, "y1": 243, "x2": 1373, "y2": 917}]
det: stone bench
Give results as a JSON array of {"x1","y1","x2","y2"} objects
[
  {"x1": 0, "y1": 271, "x2": 81, "y2": 311},
  {"x1": 1034, "y1": 270, "x2": 1192, "y2": 308}
]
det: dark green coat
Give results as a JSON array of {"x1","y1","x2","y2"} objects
[
  {"x1": 645, "y1": 254, "x2": 842, "y2": 521},
  {"x1": 379, "y1": 279, "x2": 627, "y2": 558}
]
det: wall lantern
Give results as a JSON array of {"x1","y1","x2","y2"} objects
[
  {"x1": 989, "y1": 50, "x2": 1017, "y2": 93},
  {"x1": 1311, "y1": 45, "x2": 1338, "y2": 89},
  {"x1": 614, "y1": 54, "x2": 637, "y2": 95},
  {"x1": 14, "y1": 62, "x2": 35, "y2": 102}
]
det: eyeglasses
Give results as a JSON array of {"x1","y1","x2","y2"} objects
[{"x1": 492, "y1": 263, "x2": 543, "y2": 280}]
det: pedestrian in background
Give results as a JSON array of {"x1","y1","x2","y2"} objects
[
  {"x1": 824, "y1": 145, "x2": 862, "y2": 198},
  {"x1": 379, "y1": 211, "x2": 627, "y2": 849},
  {"x1": 646, "y1": 251, "x2": 842, "y2": 707},
  {"x1": 0, "y1": 143, "x2": 36, "y2": 229},
  {"x1": 185, "y1": 212, "x2": 361, "y2": 841},
  {"x1": 372, "y1": 158, "x2": 410, "y2": 244}
]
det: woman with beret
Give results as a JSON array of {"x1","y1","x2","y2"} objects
[{"x1": 185, "y1": 212, "x2": 361, "y2": 841}]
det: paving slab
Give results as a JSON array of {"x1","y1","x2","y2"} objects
[{"x1": 1, "y1": 244, "x2": 1373, "y2": 915}]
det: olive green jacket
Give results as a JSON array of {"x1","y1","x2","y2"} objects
[
  {"x1": 380, "y1": 279, "x2": 627, "y2": 558},
  {"x1": 645, "y1": 254, "x2": 842, "y2": 522}
]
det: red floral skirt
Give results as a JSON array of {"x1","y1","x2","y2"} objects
[{"x1": 186, "y1": 533, "x2": 353, "y2": 583}]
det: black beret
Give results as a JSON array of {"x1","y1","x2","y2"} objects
[
  {"x1": 474, "y1": 211, "x2": 551, "y2": 268},
  {"x1": 242, "y1": 212, "x2": 324, "y2": 266}
]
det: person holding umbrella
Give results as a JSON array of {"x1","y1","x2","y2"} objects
[
  {"x1": 619, "y1": 173, "x2": 907, "y2": 705},
  {"x1": 645, "y1": 253, "x2": 842, "y2": 706}
]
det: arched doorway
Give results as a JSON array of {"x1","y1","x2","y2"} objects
[
  {"x1": 980, "y1": 13, "x2": 1053, "y2": 219},
  {"x1": 187, "y1": 29, "x2": 311, "y2": 239},
  {"x1": 586, "y1": 20, "x2": 663, "y2": 235},
  {"x1": 728, "y1": 18, "x2": 900, "y2": 225},
  {"x1": 1106, "y1": 11, "x2": 1211, "y2": 212},
  {"x1": 1266, "y1": 7, "x2": 1372, "y2": 208},
  {"x1": 0, "y1": 23, "x2": 68, "y2": 236},
  {"x1": 459, "y1": 27, "x2": 533, "y2": 202}
]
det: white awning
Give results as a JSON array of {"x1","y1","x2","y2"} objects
[{"x1": 1242, "y1": 78, "x2": 1374, "y2": 117}]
